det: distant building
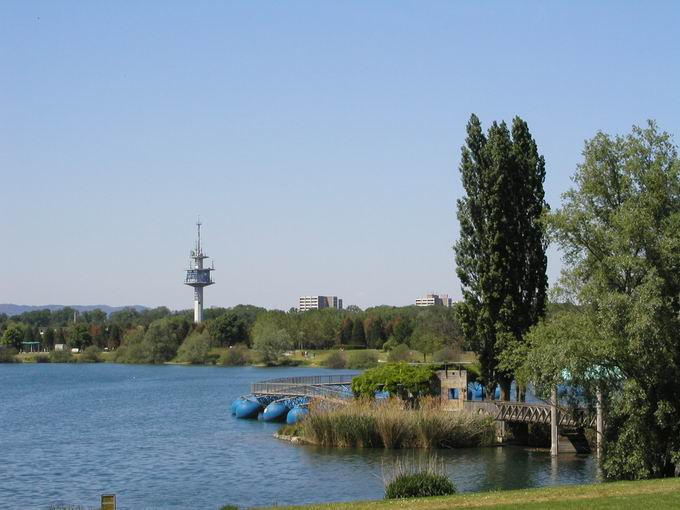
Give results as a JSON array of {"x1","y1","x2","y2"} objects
[
  {"x1": 415, "y1": 293, "x2": 452, "y2": 307},
  {"x1": 298, "y1": 296, "x2": 343, "y2": 312}
]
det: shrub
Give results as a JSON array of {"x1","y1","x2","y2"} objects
[
  {"x1": 382, "y1": 337, "x2": 398, "y2": 351},
  {"x1": 323, "y1": 350, "x2": 347, "y2": 369},
  {"x1": 433, "y1": 345, "x2": 460, "y2": 362},
  {"x1": 35, "y1": 354, "x2": 50, "y2": 363},
  {"x1": 219, "y1": 506, "x2": 238, "y2": 510},
  {"x1": 385, "y1": 472, "x2": 456, "y2": 499},
  {"x1": 176, "y1": 331, "x2": 213, "y2": 364},
  {"x1": 352, "y1": 363, "x2": 437, "y2": 400},
  {"x1": 0, "y1": 347, "x2": 18, "y2": 363},
  {"x1": 49, "y1": 350, "x2": 74, "y2": 363},
  {"x1": 387, "y1": 344, "x2": 412, "y2": 363},
  {"x1": 220, "y1": 344, "x2": 251, "y2": 366},
  {"x1": 347, "y1": 350, "x2": 378, "y2": 369},
  {"x1": 79, "y1": 346, "x2": 102, "y2": 363}
]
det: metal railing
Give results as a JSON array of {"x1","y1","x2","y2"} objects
[
  {"x1": 251, "y1": 375, "x2": 355, "y2": 401},
  {"x1": 464, "y1": 400, "x2": 595, "y2": 428}
]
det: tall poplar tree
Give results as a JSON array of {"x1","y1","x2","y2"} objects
[{"x1": 454, "y1": 114, "x2": 548, "y2": 399}]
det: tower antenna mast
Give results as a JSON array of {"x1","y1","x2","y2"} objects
[{"x1": 184, "y1": 218, "x2": 215, "y2": 323}]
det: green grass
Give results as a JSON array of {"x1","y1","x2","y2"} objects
[{"x1": 254, "y1": 478, "x2": 680, "y2": 510}]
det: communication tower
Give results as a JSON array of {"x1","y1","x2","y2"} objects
[{"x1": 184, "y1": 220, "x2": 214, "y2": 323}]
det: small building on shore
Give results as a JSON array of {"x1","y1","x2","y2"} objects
[{"x1": 436, "y1": 366, "x2": 469, "y2": 410}]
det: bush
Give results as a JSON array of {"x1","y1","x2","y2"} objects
[
  {"x1": 385, "y1": 472, "x2": 456, "y2": 499},
  {"x1": 387, "y1": 344, "x2": 413, "y2": 363},
  {"x1": 49, "y1": 350, "x2": 74, "y2": 363},
  {"x1": 35, "y1": 354, "x2": 50, "y2": 363},
  {"x1": 323, "y1": 350, "x2": 347, "y2": 369},
  {"x1": 347, "y1": 350, "x2": 378, "y2": 369},
  {"x1": 79, "y1": 346, "x2": 102, "y2": 363},
  {"x1": 0, "y1": 347, "x2": 18, "y2": 363},
  {"x1": 352, "y1": 363, "x2": 437, "y2": 400},
  {"x1": 220, "y1": 344, "x2": 251, "y2": 366},
  {"x1": 176, "y1": 331, "x2": 213, "y2": 364},
  {"x1": 433, "y1": 345, "x2": 460, "y2": 362},
  {"x1": 382, "y1": 337, "x2": 398, "y2": 351}
]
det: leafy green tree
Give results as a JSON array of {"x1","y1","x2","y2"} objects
[
  {"x1": 351, "y1": 363, "x2": 437, "y2": 401},
  {"x1": 209, "y1": 312, "x2": 249, "y2": 347},
  {"x1": 42, "y1": 328, "x2": 55, "y2": 349},
  {"x1": 510, "y1": 122, "x2": 680, "y2": 480},
  {"x1": 142, "y1": 317, "x2": 187, "y2": 363},
  {"x1": 23, "y1": 325, "x2": 35, "y2": 343},
  {"x1": 107, "y1": 323, "x2": 122, "y2": 349},
  {"x1": 177, "y1": 331, "x2": 214, "y2": 364},
  {"x1": 364, "y1": 316, "x2": 386, "y2": 348},
  {"x1": 338, "y1": 317, "x2": 353, "y2": 345},
  {"x1": 389, "y1": 316, "x2": 412, "y2": 344},
  {"x1": 410, "y1": 328, "x2": 444, "y2": 362},
  {"x1": 252, "y1": 322, "x2": 292, "y2": 364},
  {"x1": 351, "y1": 318, "x2": 366, "y2": 345},
  {"x1": 67, "y1": 323, "x2": 92, "y2": 351},
  {"x1": 454, "y1": 114, "x2": 548, "y2": 399},
  {"x1": 1, "y1": 324, "x2": 25, "y2": 350}
]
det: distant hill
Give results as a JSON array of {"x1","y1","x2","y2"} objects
[{"x1": 0, "y1": 304, "x2": 148, "y2": 316}]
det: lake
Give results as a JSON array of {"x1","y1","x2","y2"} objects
[{"x1": 0, "y1": 364, "x2": 599, "y2": 509}]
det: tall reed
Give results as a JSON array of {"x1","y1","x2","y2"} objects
[{"x1": 302, "y1": 397, "x2": 494, "y2": 449}]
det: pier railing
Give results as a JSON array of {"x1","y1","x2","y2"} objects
[
  {"x1": 464, "y1": 400, "x2": 595, "y2": 428},
  {"x1": 252, "y1": 374, "x2": 355, "y2": 401}
]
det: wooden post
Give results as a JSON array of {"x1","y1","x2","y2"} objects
[
  {"x1": 550, "y1": 386, "x2": 559, "y2": 457},
  {"x1": 596, "y1": 387, "x2": 604, "y2": 458}
]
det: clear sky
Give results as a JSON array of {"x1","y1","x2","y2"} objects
[{"x1": 1, "y1": 1, "x2": 679, "y2": 311}]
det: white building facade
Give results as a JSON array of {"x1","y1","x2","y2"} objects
[
  {"x1": 298, "y1": 295, "x2": 343, "y2": 312},
  {"x1": 415, "y1": 293, "x2": 452, "y2": 307}
]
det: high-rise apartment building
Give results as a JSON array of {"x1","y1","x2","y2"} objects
[
  {"x1": 415, "y1": 293, "x2": 452, "y2": 307},
  {"x1": 298, "y1": 295, "x2": 343, "y2": 312}
]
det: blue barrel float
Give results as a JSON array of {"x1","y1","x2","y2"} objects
[
  {"x1": 233, "y1": 396, "x2": 263, "y2": 419},
  {"x1": 231, "y1": 396, "x2": 249, "y2": 415},
  {"x1": 262, "y1": 401, "x2": 290, "y2": 422},
  {"x1": 286, "y1": 406, "x2": 309, "y2": 425}
]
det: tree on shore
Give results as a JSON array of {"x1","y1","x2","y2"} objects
[
  {"x1": 252, "y1": 322, "x2": 292, "y2": 364},
  {"x1": 510, "y1": 122, "x2": 680, "y2": 480},
  {"x1": 454, "y1": 114, "x2": 548, "y2": 399},
  {"x1": 351, "y1": 318, "x2": 366, "y2": 345},
  {"x1": 1, "y1": 324, "x2": 24, "y2": 351}
]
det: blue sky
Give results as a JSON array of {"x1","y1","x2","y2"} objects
[{"x1": 1, "y1": 1, "x2": 679, "y2": 311}]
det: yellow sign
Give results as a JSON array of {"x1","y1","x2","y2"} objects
[{"x1": 101, "y1": 494, "x2": 116, "y2": 510}]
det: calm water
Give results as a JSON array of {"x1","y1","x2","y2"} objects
[{"x1": 0, "y1": 364, "x2": 599, "y2": 509}]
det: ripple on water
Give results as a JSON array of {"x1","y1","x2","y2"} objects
[{"x1": 0, "y1": 364, "x2": 599, "y2": 509}]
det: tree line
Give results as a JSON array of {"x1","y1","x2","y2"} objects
[{"x1": 1, "y1": 302, "x2": 464, "y2": 364}]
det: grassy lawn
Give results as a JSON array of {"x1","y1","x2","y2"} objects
[{"x1": 255, "y1": 479, "x2": 680, "y2": 510}]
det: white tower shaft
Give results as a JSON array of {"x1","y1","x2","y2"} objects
[{"x1": 194, "y1": 287, "x2": 203, "y2": 323}]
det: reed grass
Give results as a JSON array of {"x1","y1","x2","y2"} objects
[
  {"x1": 302, "y1": 397, "x2": 494, "y2": 449},
  {"x1": 382, "y1": 454, "x2": 456, "y2": 499}
]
